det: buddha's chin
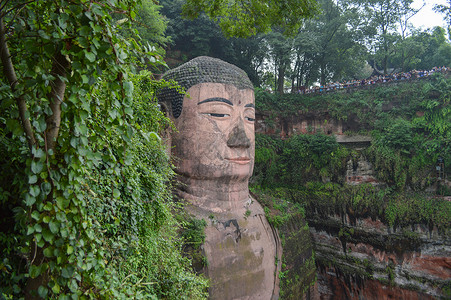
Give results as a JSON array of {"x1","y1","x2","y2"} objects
[{"x1": 176, "y1": 163, "x2": 252, "y2": 182}]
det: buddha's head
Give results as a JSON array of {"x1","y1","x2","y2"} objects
[{"x1": 158, "y1": 57, "x2": 255, "y2": 185}]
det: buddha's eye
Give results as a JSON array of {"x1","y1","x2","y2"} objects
[
  {"x1": 245, "y1": 116, "x2": 255, "y2": 122},
  {"x1": 203, "y1": 113, "x2": 230, "y2": 118}
]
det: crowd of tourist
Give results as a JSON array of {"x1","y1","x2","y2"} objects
[{"x1": 295, "y1": 66, "x2": 451, "y2": 94}]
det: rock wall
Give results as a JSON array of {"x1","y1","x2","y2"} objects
[
  {"x1": 255, "y1": 111, "x2": 344, "y2": 138},
  {"x1": 254, "y1": 111, "x2": 372, "y2": 138},
  {"x1": 251, "y1": 191, "x2": 317, "y2": 300},
  {"x1": 255, "y1": 114, "x2": 450, "y2": 299},
  {"x1": 308, "y1": 212, "x2": 450, "y2": 299}
]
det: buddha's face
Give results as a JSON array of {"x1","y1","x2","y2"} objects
[{"x1": 172, "y1": 82, "x2": 255, "y2": 182}]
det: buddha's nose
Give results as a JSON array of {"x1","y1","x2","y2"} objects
[{"x1": 227, "y1": 121, "x2": 251, "y2": 148}]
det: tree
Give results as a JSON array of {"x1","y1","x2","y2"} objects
[
  {"x1": 0, "y1": 0, "x2": 208, "y2": 298},
  {"x1": 266, "y1": 30, "x2": 294, "y2": 93},
  {"x1": 182, "y1": 0, "x2": 320, "y2": 38},
  {"x1": 360, "y1": 0, "x2": 403, "y2": 74},
  {"x1": 396, "y1": 0, "x2": 423, "y2": 71},
  {"x1": 161, "y1": 0, "x2": 270, "y2": 85},
  {"x1": 434, "y1": 0, "x2": 451, "y2": 38}
]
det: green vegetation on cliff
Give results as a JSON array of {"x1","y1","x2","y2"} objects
[
  {"x1": 252, "y1": 74, "x2": 450, "y2": 297},
  {"x1": 252, "y1": 73, "x2": 450, "y2": 241}
]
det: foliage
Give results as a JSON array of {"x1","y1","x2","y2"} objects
[
  {"x1": 253, "y1": 183, "x2": 451, "y2": 234},
  {"x1": 161, "y1": 0, "x2": 270, "y2": 86},
  {"x1": 0, "y1": 1, "x2": 207, "y2": 298},
  {"x1": 252, "y1": 133, "x2": 351, "y2": 187},
  {"x1": 181, "y1": 0, "x2": 320, "y2": 38},
  {"x1": 251, "y1": 74, "x2": 451, "y2": 233}
]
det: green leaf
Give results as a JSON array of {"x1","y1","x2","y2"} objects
[
  {"x1": 34, "y1": 224, "x2": 42, "y2": 233},
  {"x1": 25, "y1": 194, "x2": 36, "y2": 206},
  {"x1": 51, "y1": 282, "x2": 60, "y2": 294},
  {"x1": 27, "y1": 226, "x2": 35, "y2": 235},
  {"x1": 32, "y1": 148, "x2": 46, "y2": 158},
  {"x1": 6, "y1": 118, "x2": 24, "y2": 136},
  {"x1": 31, "y1": 160, "x2": 44, "y2": 174},
  {"x1": 79, "y1": 26, "x2": 90, "y2": 36},
  {"x1": 43, "y1": 247, "x2": 54, "y2": 258},
  {"x1": 123, "y1": 81, "x2": 134, "y2": 97},
  {"x1": 85, "y1": 51, "x2": 96, "y2": 62},
  {"x1": 29, "y1": 175, "x2": 38, "y2": 184},
  {"x1": 61, "y1": 266, "x2": 74, "y2": 278},
  {"x1": 49, "y1": 220, "x2": 59, "y2": 234},
  {"x1": 67, "y1": 245, "x2": 74, "y2": 255},
  {"x1": 37, "y1": 285, "x2": 48, "y2": 298},
  {"x1": 43, "y1": 202, "x2": 52, "y2": 211},
  {"x1": 31, "y1": 210, "x2": 40, "y2": 220},
  {"x1": 41, "y1": 182, "x2": 52, "y2": 196},
  {"x1": 29, "y1": 185, "x2": 40, "y2": 197},
  {"x1": 42, "y1": 229, "x2": 54, "y2": 243},
  {"x1": 29, "y1": 265, "x2": 41, "y2": 278},
  {"x1": 56, "y1": 196, "x2": 70, "y2": 209},
  {"x1": 69, "y1": 279, "x2": 78, "y2": 292},
  {"x1": 113, "y1": 188, "x2": 120, "y2": 198}
]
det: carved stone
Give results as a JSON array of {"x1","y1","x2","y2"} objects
[{"x1": 159, "y1": 57, "x2": 281, "y2": 299}]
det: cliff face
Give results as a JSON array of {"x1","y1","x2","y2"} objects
[
  {"x1": 309, "y1": 212, "x2": 450, "y2": 299},
  {"x1": 254, "y1": 113, "x2": 450, "y2": 299}
]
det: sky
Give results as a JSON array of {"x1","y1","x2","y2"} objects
[{"x1": 410, "y1": 0, "x2": 448, "y2": 30}]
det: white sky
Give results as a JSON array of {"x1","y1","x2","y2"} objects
[{"x1": 410, "y1": 0, "x2": 448, "y2": 29}]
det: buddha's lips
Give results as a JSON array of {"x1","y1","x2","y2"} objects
[{"x1": 226, "y1": 157, "x2": 251, "y2": 164}]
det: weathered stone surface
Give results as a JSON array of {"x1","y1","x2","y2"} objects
[
  {"x1": 186, "y1": 198, "x2": 280, "y2": 299},
  {"x1": 309, "y1": 215, "x2": 451, "y2": 299},
  {"x1": 255, "y1": 112, "x2": 344, "y2": 138},
  {"x1": 161, "y1": 57, "x2": 281, "y2": 299},
  {"x1": 345, "y1": 155, "x2": 379, "y2": 185}
]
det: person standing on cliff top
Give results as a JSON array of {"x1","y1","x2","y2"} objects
[{"x1": 158, "y1": 56, "x2": 281, "y2": 300}]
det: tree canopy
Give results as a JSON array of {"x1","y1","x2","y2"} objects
[
  {"x1": 163, "y1": 0, "x2": 451, "y2": 92},
  {"x1": 182, "y1": 0, "x2": 320, "y2": 37}
]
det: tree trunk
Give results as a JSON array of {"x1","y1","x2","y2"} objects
[
  {"x1": 0, "y1": 18, "x2": 36, "y2": 149},
  {"x1": 46, "y1": 51, "x2": 69, "y2": 151},
  {"x1": 277, "y1": 65, "x2": 285, "y2": 94}
]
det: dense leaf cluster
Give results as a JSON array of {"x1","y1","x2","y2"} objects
[{"x1": 0, "y1": 1, "x2": 207, "y2": 298}]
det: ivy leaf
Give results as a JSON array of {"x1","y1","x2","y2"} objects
[
  {"x1": 56, "y1": 196, "x2": 70, "y2": 209},
  {"x1": 41, "y1": 182, "x2": 52, "y2": 196},
  {"x1": 113, "y1": 189, "x2": 120, "y2": 198},
  {"x1": 29, "y1": 185, "x2": 40, "y2": 197},
  {"x1": 31, "y1": 160, "x2": 44, "y2": 174},
  {"x1": 123, "y1": 81, "x2": 133, "y2": 97},
  {"x1": 32, "y1": 148, "x2": 46, "y2": 158},
  {"x1": 27, "y1": 226, "x2": 35, "y2": 235},
  {"x1": 42, "y1": 228, "x2": 54, "y2": 243},
  {"x1": 49, "y1": 220, "x2": 59, "y2": 234},
  {"x1": 62, "y1": 266, "x2": 75, "y2": 278},
  {"x1": 29, "y1": 175, "x2": 38, "y2": 184},
  {"x1": 25, "y1": 194, "x2": 36, "y2": 206},
  {"x1": 37, "y1": 285, "x2": 48, "y2": 298},
  {"x1": 51, "y1": 282, "x2": 60, "y2": 294},
  {"x1": 43, "y1": 247, "x2": 54, "y2": 258},
  {"x1": 29, "y1": 265, "x2": 42, "y2": 278},
  {"x1": 34, "y1": 224, "x2": 42, "y2": 233},
  {"x1": 5, "y1": 118, "x2": 24, "y2": 136},
  {"x1": 31, "y1": 210, "x2": 40, "y2": 220}
]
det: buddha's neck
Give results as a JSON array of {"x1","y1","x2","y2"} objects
[{"x1": 175, "y1": 174, "x2": 250, "y2": 212}]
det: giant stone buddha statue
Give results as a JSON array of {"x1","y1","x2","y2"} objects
[{"x1": 158, "y1": 56, "x2": 281, "y2": 299}]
